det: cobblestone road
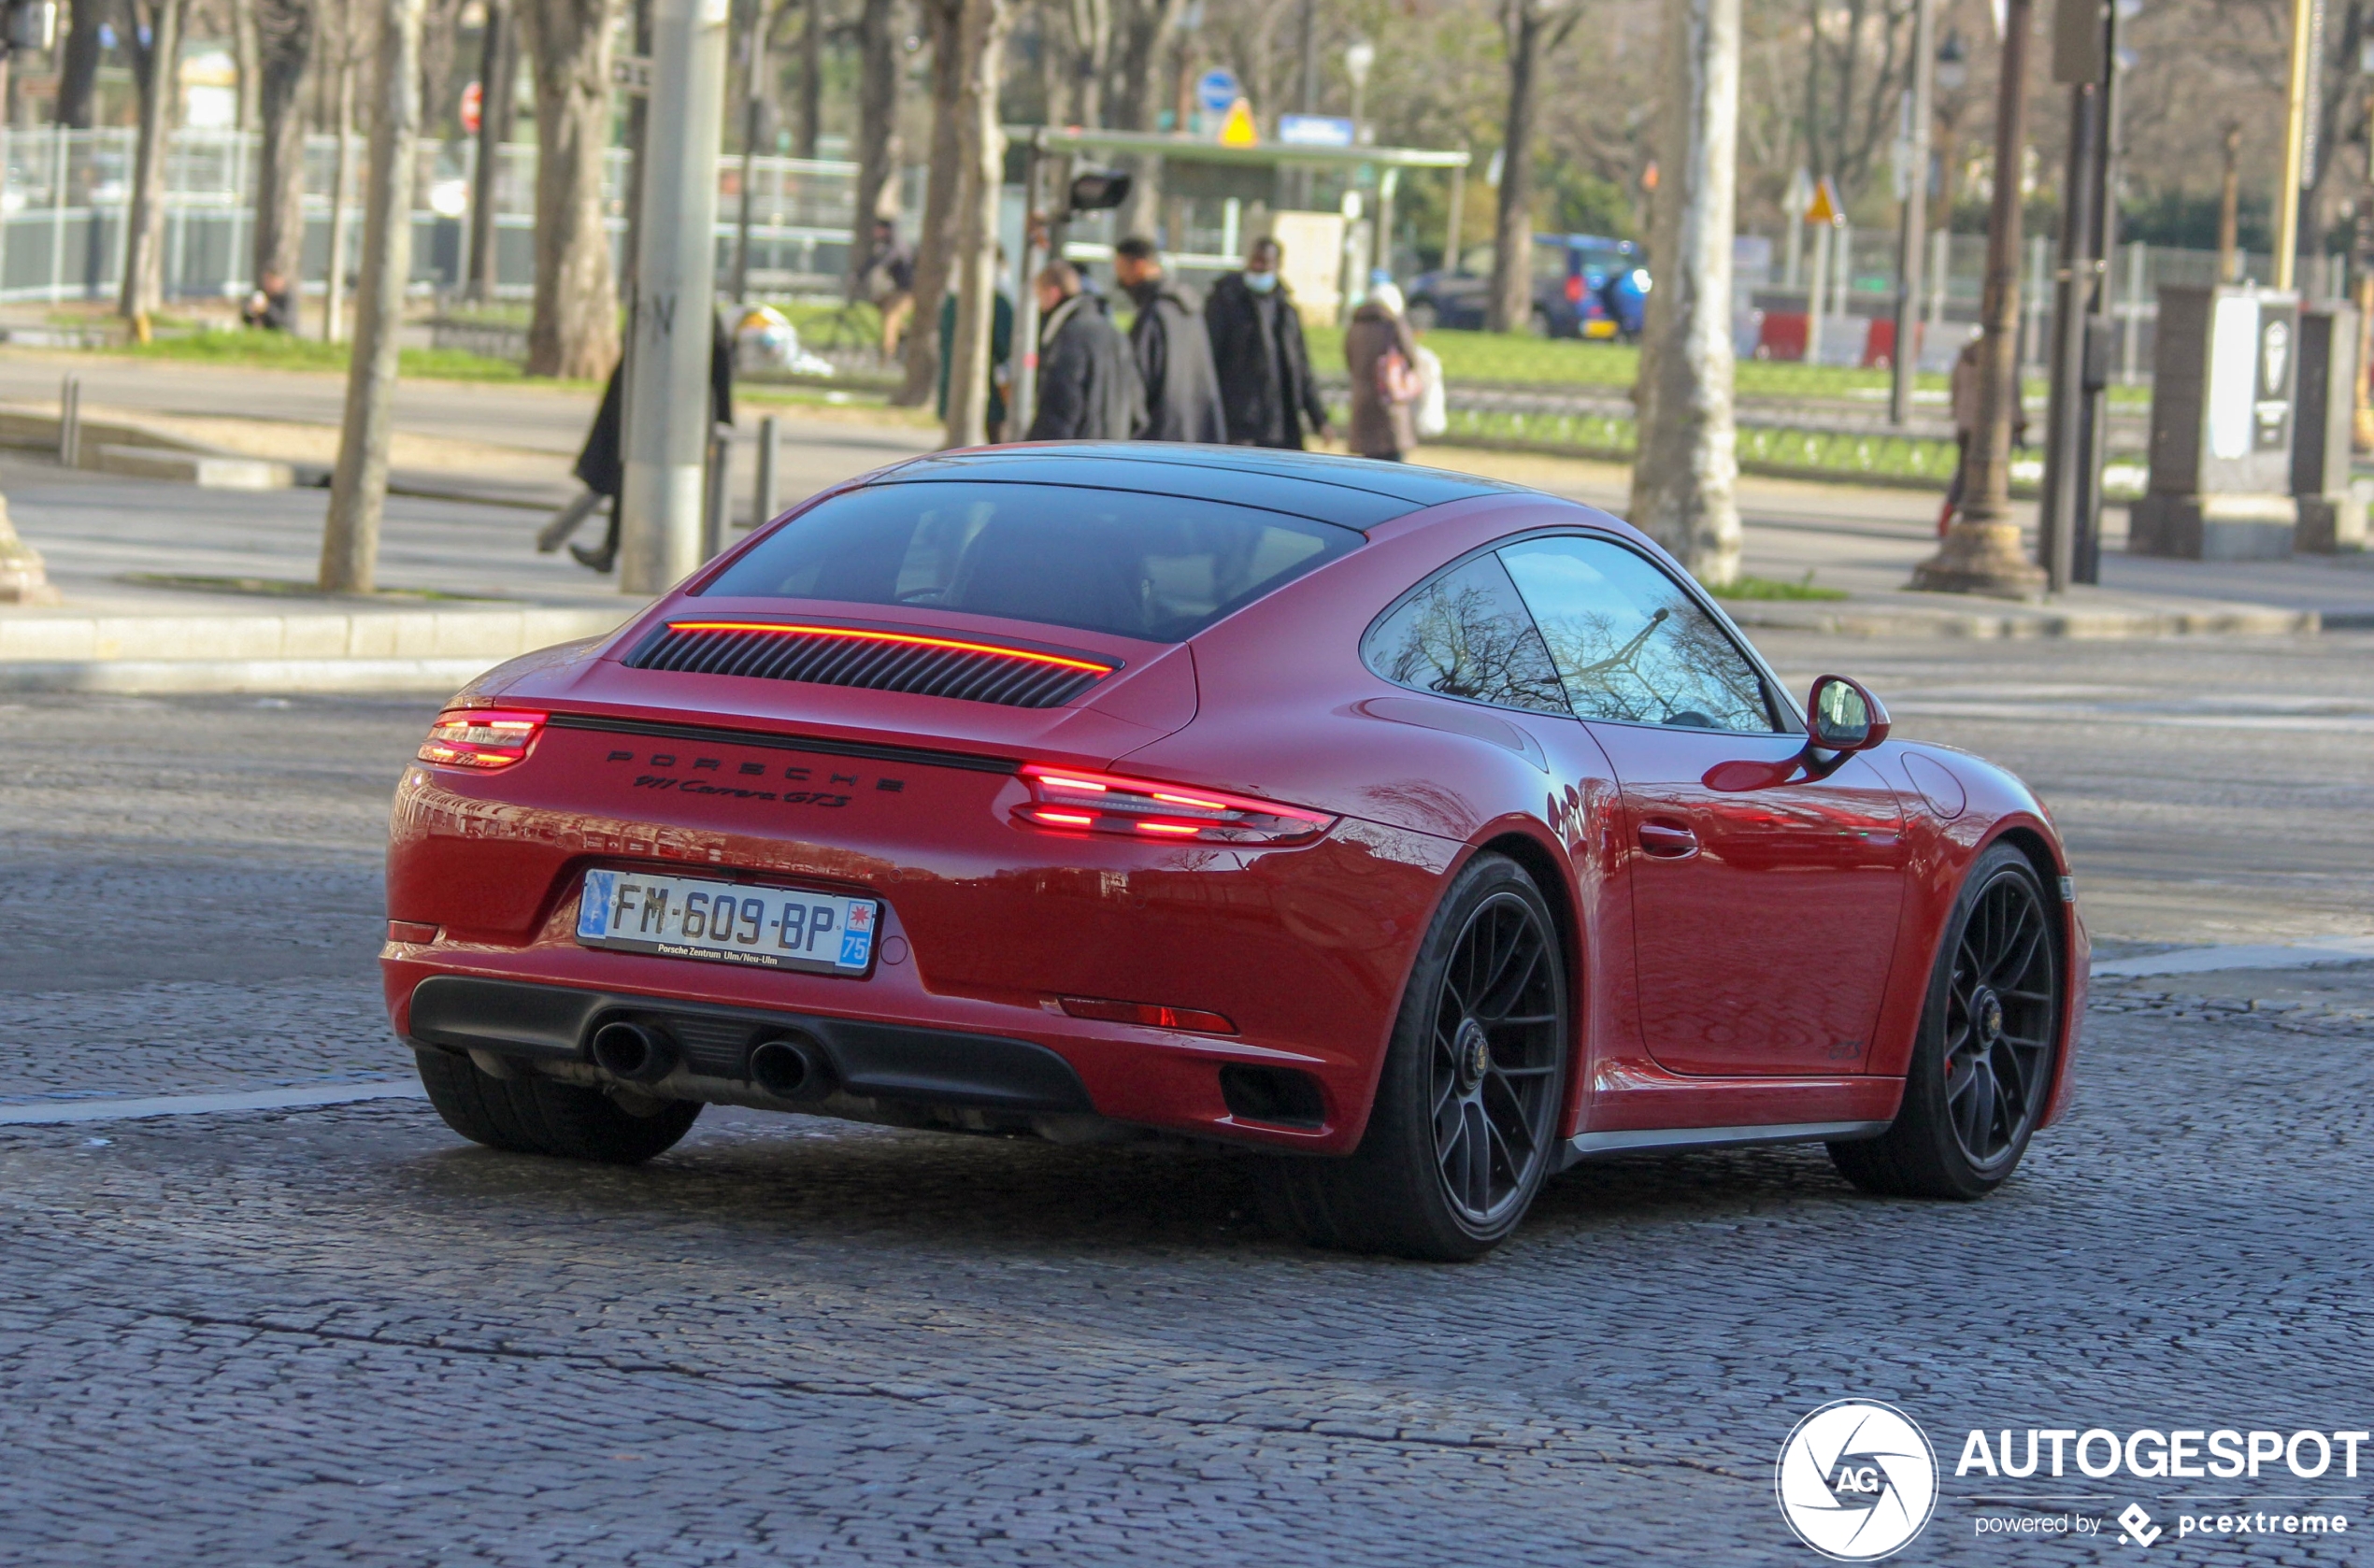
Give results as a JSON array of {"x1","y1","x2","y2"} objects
[{"x1": 3, "y1": 658, "x2": 2369, "y2": 1566}]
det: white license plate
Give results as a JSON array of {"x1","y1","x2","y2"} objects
[{"x1": 575, "y1": 869, "x2": 878, "y2": 975}]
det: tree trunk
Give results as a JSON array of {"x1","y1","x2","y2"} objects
[
  {"x1": 1065, "y1": 0, "x2": 1110, "y2": 125},
  {"x1": 58, "y1": 0, "x2": 104, "y2": 127},
  {"x1": 2218, "y1": 121, "x2": 2241, "y2": 283},
  {"x1": 945, "y1": 0, "x2": 1009, "y2": 447},
  {"x1": 324, "y1": 51, "x2": 357, "y2": 341},
  {"x1": 120, "y1": 0, "x2": 189, "y2": 324},
  {"x1": 233, "y1": 0, "x2": 263, "y2": 128},
  {"x1": 1487, "y1": 2, "x2": 1546, "y2": 335},
  {"x1": 320, "y1": 0, "x2": 426, "y2": 593},
  {"x1": 1628, "y1": 0, "x2": 1743, "y2": 585},
  {"x1": 896, "y1": 0, "x2": 965, "y2": 406},
  {"x1": 521, "y1": 0, "x2": 624, "y2": 378},
  {"x1": 1108, "y1": 0, "x2": 1180, "y2": 238},
  {"x1": 419, "y1": 0, "x2": 471, "y2": 135},
  {"x1": 796, "y1": 0, "x2": 822, "y2": 157},
  {"x1": 466, "y1": 0, "x2": 516, "y2": 301},
  {"x1": 253, "y1": 0, "x2": 317, "y2": 290},
  {"x1": 847, "y1": 0, "x2": 899, "y2": 300}
]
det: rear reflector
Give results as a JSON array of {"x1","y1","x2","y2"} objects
[
  {"x1": 387, "y1": 920, "x2": 439, "y2": 945},
  {"x1": 1059, "y1": 996, "x2": 1237, "y2": 1034},
  {"x1": 1016, "y1": 763, "x2": 1335, "y2": 846},
  {"x1": 416, "y1": 708, "x2": 547, "y2": 770}
]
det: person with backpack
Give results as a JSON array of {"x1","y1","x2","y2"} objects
[{"x1": 1345, "y1": 279, "x2": 1422, "y2": 462}]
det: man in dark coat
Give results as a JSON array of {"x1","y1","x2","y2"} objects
[
  {"x1": 1203, "y1": 237, "x2": 1331, "y2": 449},
  {"x1": 1111, "y1": 236, "x2": 1225, "y2": 443},
  {"x1": 1025, "y1": 261, "x2": 1143, "y2": 442},
  {"x1": 547, "y1": 311, "x2": 737, "y2": 572}
]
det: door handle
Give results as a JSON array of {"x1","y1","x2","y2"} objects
[{"x1": 1637, "y1": 820, "x2": 1699, "y2": 860}]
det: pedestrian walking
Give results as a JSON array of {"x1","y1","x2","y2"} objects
[
  {"x1": 1111, "y1": 236, "x2": 1225, "y2": 443},
  {"x1": 937, "y1": 254, "x2": 1016, "y2": 443},
  {"x1": 546, "y1": 312, "x2": 736, "y2": 573},
  {"x1": 1204, "y1": 236, "x2": 1331, "y2": 449},
  {"x1": 1939, "y1": 331, "x2": 2024, "y2": 536},
  {"x1": 856, "y1": 218, "x2": 916, "y2": 361},
  {"x1": 1344, "y1": 279, "x2": 1422, "y2": 462},
  {"x1": 1025, "y1": 262, "x2": 1143, "y2": 442}
]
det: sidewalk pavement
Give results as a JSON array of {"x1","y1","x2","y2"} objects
[{"x1": 0, "y1": 352, "x2": 2368, "y2": 695}]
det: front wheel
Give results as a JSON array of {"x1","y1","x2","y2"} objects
[
  {"x1": 1258, "y1": 853, "x2": 1569, "y2": 1261},
  {"x1": 1829, "y1": 843, "x2": 2063, "y2": 1199}
]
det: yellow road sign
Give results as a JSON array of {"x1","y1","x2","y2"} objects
[
  {"x1": 1219, "y1": 97, "x2": 1259, "y2": 148},
  {"x1": 1805, "y1": 176, "x2": 1843, "y2": 226}
]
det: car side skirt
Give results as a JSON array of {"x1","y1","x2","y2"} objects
[{"x1": 1560, "y1": 1119, "x2": 1892, "y2": 1168}]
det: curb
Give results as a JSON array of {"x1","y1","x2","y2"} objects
[
  {"x1": 1723, "y1": 601, "x2": 2325, "y2": 638},
  {"x1": 0, "y1": 655, "x2": 526, "y2": 693}
]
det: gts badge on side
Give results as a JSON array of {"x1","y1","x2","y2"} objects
[{"x1": 605, "y1": 749, "x2": 908, "y2": 810}]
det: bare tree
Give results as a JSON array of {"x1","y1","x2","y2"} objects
[
  {"x1": 1487, "y1": 0, "x2": 1579, "y2": 334},
  {"x1": 1064, "y1": 0, "x2": 1111, "y2": 123},
  {"x1": 321, "y1": 0, "x2": 428, "y2": 593},
  {"x1": 1107, "y1": 0, "x2": 1182, "y2": 237},
  {"x1": 419, "y1": 0, "x2": 473, "y2": 133},
  {"x1": 466, "y1": 0, "x2": 519, "y2": 302},
  {"x1": 324, "y1": 0, "x2": 364, "y2": 341},
  {"x1": 57, "y1": 0, "x2": 104, "y2": 126},
  {"x1": 896, "y1": 0, "x2": 965, "y2": 406},
  {"x1": 945, "y1": 0, "x2": 1010, "y2": 447},
  {"x1": 796, "y1": 0, "x2": 823, "y2": 156},
  {"x1": 847, "y1": 0, "x2": 899, "y2": 298},
  {"x1": 1630, "y1": 0, "x2": 1744, "y2": 586},
  {"x1": 119, "y1": 0, "x2": 191, "y2": 327},
  {"x1": 520, "y1": 0, "x2": 624, "y2": 378},
  {"x1": 253, "y1": 0, "x2": 317, "y2": 300},
  {"x1": 232, "y1": 0, "x2": 262, "y2": 127}
]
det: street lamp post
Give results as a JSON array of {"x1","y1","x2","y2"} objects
[
  {"x1": 1911, "y1": 0, "x2": 2049, "y2": 596},
  {"x1": 1889, "y1": 0, "x2": 1940, "y2": 426},
  {"x1": 1345, "y1": 39, "x2": 1375, "y2": 142}
]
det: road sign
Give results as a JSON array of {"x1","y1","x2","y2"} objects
[
  {"x1": 1196, "y1": 67, "x2": 1240, "y2": 116},
  {"x1": 1277, "y1": 113, "x2": 1355, "y2": 148},
  {"x1": 1219, "y1": 97, "x2": 1259, "y2": 148},
  {"x1": 1804, "y1": 176, "x2": 1842, "y2": 225}
]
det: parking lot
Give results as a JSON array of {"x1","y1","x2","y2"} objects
[{"x1": 5, "y1": 632, "x2": 2371, "y2": 1564}]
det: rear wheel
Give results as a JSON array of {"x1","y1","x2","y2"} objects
[
  {"x1": 414, "y1": 1048, "x2": 702, "y2": 1164},
  {"x1": 1258, "y1": 853, "x2": 1568, "y2": 1261},
  {"x1": 1828, "y1": 844, "x2": 2062, "y2": 1199}
]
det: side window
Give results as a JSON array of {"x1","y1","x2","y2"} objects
[
  {"x1": 1361, "y1": 553, "x2": 1570, "y2": 717},
  {"x1": 1496, "y1": 536, "x2": 1781, "y2": 733}
]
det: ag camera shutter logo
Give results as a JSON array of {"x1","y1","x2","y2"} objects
[{"x1": 1776, "y1": 1400, "x2": 1939, "y2": 1560}]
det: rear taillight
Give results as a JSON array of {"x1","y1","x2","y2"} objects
[
  {"x1": 416, "y1": 708, "x2": 547, "y2": 770},
  {"x1": 1565, "y1": 274, "x2": 1584, "y2": 304},
  {"x1": 1059, "y1": 996, "x2": 1237, "y2": 1034},
  {"x1": 1015, "y1": 763, "x2": 1336, "y2": 846}
]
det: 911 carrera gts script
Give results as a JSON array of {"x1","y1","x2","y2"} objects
[{"x1": 604, "y1": 748, "x2": 907, "y2": 809}]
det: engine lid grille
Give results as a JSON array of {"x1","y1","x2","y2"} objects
[{"x1": 622, "y1": 620, "x2": 1117, "y2": 709}]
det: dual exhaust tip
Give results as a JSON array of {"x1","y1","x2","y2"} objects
[{"x1": 588, "y1": 1018, "x2": 836, "y2": 1103}]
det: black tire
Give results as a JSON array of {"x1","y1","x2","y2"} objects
[
  {"x1": 413, "y1": 1047, "x2": 702, "y2": 1164},
  {"x1": 1258, "y1": 853, "x2": 1569, "y2": 1261},
  {"x1": 1828, "y1": 843, "x2": 2062, "y2": 1200}
]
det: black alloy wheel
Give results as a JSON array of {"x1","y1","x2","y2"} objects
[
  {"x1": 1256, "y1": 853, "x2": 1569, "y2": 1261},
  {"x1": 1829, "y1": 843, "x2": 2063, "y2": 1200},
  {"x1": 1941, "y1": 867, "x2": 2056, "y2": 1169},
  {"x1": 1428, "y1": 893, "x2": 1565, "y2": 1227}
]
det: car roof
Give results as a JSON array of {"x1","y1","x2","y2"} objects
[{"x1": 867, "y1": 444, "x2": 1523, "y2": 532}]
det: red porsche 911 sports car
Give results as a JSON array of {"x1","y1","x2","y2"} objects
[{"x1": 384, "y1": 445, "x2": 2084, "y2": 1260}]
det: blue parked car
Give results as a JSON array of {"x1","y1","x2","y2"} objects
[{"x1": 1407, "y1": 234, "x2": 1649, "y2": 340}]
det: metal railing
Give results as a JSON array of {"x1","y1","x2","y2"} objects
[{"x1": 0, "y1": 125, "x2": 872, "y2": 306}]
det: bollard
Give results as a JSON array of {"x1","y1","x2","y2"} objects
[
  {"x1": 701, "y1": 429, "x2": 732, "y2": 561},
  {"x1": 748, "y1": 414, "x2": 779, "y2": 530},
  {"x1": 58, "y1": 376, "x2": 79, "y2": 468}
]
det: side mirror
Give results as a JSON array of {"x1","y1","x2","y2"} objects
[
  {"x1": 1065, "y1": 169, "x2": 1133, "y2": 213},
  {"x1": 1807, "y1": 674, "x2": 1890, "y2": 752}
]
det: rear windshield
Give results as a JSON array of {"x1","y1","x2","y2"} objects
[{"x1": 702, "y1": 480, "x2": 1362, "y2": 642}]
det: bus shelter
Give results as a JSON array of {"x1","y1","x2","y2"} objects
[{"x1": 1004, "y1": 126, "x2": 1471, "y2": 433}]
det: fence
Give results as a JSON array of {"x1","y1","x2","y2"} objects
[
  {"x1": 0, "y1": 125, "x2": 874, "y2": 307},
  {"x1": 1750, "y1": 226, "x2": 2353, "y2": 382}
]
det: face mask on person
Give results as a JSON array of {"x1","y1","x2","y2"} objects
[{"x1": 1244, "y1": 270, "x2": 1278, "y2": 294}]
